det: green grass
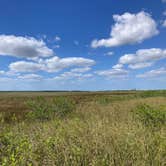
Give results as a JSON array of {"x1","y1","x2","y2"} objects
[
  {"x1": 136, "y1": 104, "x2": 166, "y2": 128},
  {"x1": 0, "y1": 91, "x2": 166, "y2": 165},
  {"x1": 26, "y1": 96, "x2": 76, "y2": 120}
]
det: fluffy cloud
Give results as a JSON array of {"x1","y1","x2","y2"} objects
[
  {"x1": 9, "y1": 57, "x2": 95, "y2": 73},
  {"x1": 96, "y1": 68, "x2": 128, "y2": 78},
  {"x1": 128, "y1": 62, "x2": 153, "y2": 69},
  {"x1": 9, "y1": 61, "x2": 44, "y2": 72},
  {"x1": 53, "y1": 67, "x2": 93, "y2": 81},
  {"x1": 70, "y1": 67, "x2": 91, "y2": 73},
  {"x1": 0, "y1": 35, "x2": 53, "y2": 58},
  {"x1": 91, "y1": 11, "x2": 158, "y2": 48},
  {"x1": 17, "y1": 74, "x2": 43, "y2": 80},
  {"x1": 44, "y1": 57, "x2": 95, "y2": 72},
  {"x1": 137, "y1": 68, "x2": 166, "y2": 78},
  {"x1": 119, "y1": 48, "x2": 166, "y2": 69},
  {"x1": 112, "y1": 64, "x2": 123, "y2": 69},
  {"x1": 54, "y1": 72, "x2": 93, "y2": 81}
]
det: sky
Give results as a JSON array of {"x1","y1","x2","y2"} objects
[{"x1": 0, "y1": 0, "x2": 166, "y2": 91}]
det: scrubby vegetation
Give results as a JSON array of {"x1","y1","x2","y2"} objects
[
  {"x1": 136, "y1": 104, "x2": 166, "y2": 128},
  {"x1": 26, "y1": 96, "x2": 76, "y2": 120},
  {"x1": 0, "y1": 91, "x2": 166, "y2": 165}
]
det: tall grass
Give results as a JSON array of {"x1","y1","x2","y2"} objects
[
  {"x1": 136, "y1": 103, "x2": 166, "y2": 128},
  {"x1": 0, "y1": 93, "x2": 166, "y2": 165},
  {"x1": 26, "y1": 96, "x2": 76, "y2": 120}
]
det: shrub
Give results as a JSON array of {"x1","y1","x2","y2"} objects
[
  {"x1": 97, "y1": 96, "x2": 111, "y2": 105},
  {"x1": 135, "y1": 104, "x2": 166, "y2": 128},
  {"x1": 26, "y1": 96, "x2": 76, "y2": 120},
  {"x1": 0, "y1": 132, "x2": 32, "y2": 165},
  {"x1": 52, "y1": 97, "x2": 76, "y2": 118},
  {"x1": 26, "y1": 96, "x2": 51, "y2": 121},
  {"x1": 140, "y1": 90, "x2": 166, "y2": 98}
]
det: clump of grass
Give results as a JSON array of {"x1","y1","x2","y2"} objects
[
  {"x1": 26, "y1": 96, "x2": 51, "y2": 121},
  {"x1": 26, "y1": 96, "x2": 76, "y2": 121},
  {"x1": 140, "y1": 90, "x2": 166, "y2": 98},
  {"x1": 0, "y1": 112, "x2": 19, "y2": 124},
  {"x1": 97, "y1": 96, "x2": 112, "y2": 105},
  {"x1": 52, "y1": 96, "x2": 76, "y2": 117},
  {"x1": 0, "y1": 132, "x2": 33, "y2": 165},
  {"x1": 135, "y1": 104, "x2": 166, "y2": 128}
]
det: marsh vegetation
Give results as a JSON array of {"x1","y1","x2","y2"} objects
[{"x1": 0, "y1": 91, "x2": 166, "y2": 165}]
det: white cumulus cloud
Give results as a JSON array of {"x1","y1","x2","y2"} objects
[
  {"x1": 91, "y1": 11, "x2": 158, "y2": 48},
  {"x1": 9, "y1": 56, "x2": 95, "y2": 73},
  {"x1": 53, "y1": 66, "x2": 93, "y2": 81},
  {"x1": 44, "y1": 57, "x2": 95, "y2": 72},
  {"x1": 128, "y1": 62, "x2": 153, "y2": 69},
  {"x1": 137, "y1": 68, "x2": 166, "y2": 78},
  {"x1": 17, "y1": 74, "x2": 43, "y2": 80},
  {"x1": 70, "y1": 67, "x2": 91, "y2": 73},
  {"x1": 96, "y1": 68, "x2": 128, "y2": 78},
  {"x1": 9, "y1": 61, "x2": 44, "y2": 72},
  {"x1": 0, "y1": 35, "x2": 54, "y2": 58},
  {"x1": 112, "y1": 64, "x2": 123, "y2": 69},
  {"x1": 119, "y1": 48, "x2": 166, "y2": 69}
]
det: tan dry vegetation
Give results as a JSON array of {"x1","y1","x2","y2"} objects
[{"x1": 0, "y1": 92, "x2": 166, "y2": 165}]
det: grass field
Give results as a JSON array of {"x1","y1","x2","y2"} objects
[{"x1": 0, "y1": 90, "x2": 166, "y2": 165}]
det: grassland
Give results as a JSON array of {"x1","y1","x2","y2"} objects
[{"x1": 0, "y1": 90, "x2": 166, "y2": 165}]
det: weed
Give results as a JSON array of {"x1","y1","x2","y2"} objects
[
  {"x1": 135, "y1": 104, "x2": 166, "y2": 128},
  {"x1": 26, "y1": 96, "x2": 76, "y2": 120},
  {"x1": 52, "y1": 96, "x2": 76, "y2": 118},
  {"x1": 97, "y1": 96, "x2": 112, "y2": 105},
  {"x1": 0, "y1": 132, "x2": 33, "y2": 166}
]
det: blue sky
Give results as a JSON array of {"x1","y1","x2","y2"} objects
[{"x1": 0, "y1": 0, "x2": 166, "y2": 90}]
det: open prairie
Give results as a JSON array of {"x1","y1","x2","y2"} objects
[
  {"x1": 1, "y1": 0, "x2": 166, "y2": 165},
  {"x1": 0, "y1": 91, "x2": 166, "y2": 165}
]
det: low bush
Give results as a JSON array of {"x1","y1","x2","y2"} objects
[
  {"x1": 26, "y1": 96, "x2": 76, "y2": 120},
  {"x1": 0, "y1": 132, "x2": 32, "y2": 165},
  {"x1": 140, "y1": 90, "x2": 166, "y2": 98},
  {"x1": 97, "y1": 96, "x2": 112, "y2": 105},
  {"x1": 135, "y1": 104, "x2": 166, "y2": 128},
  {"x1": 52, "y1": 97, "x2": 76, "y2": 118}
]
